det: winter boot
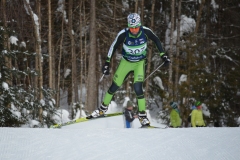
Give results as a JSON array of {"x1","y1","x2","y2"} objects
[
  {"x1": 87, "y1": 103, "x2": 108, "y2": 119},
  {"x1": 138, "y1": 111, "x2": 150, "y2": 126}
]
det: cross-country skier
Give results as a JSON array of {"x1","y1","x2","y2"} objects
[{"x1": 89, "y1": 13, "x2": 170, "y2": 126}]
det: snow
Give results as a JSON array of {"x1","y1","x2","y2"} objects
[
  {"x1": 1, "y1": 103, "x2": 240, "y2": 160},
  {"x1": 10, "y1": 104, "x2": 21, "y2": 119},
  {"x1": 40, "y1": 99, "x2": 45, "y2": 106},
  {"x1": 52, "y1": 109, "x2": 71, "y2": 124},
  {"x1": 165, "y1": 15, "x2": 196, "y2": 50},
  {"x1": 57, "y1": 0, "x2": 68, "y2": 24},
  {"x1": 179, "y1": 74, "x2": 187, "y2": 84},
  {"x1": 211, "y1": 0, "x2": 219, "y2": 9},
  {"x1": 20, "y1": 41, "x2": 26, "y2": 48},
  {"x1": 1, "y1": 121, "x2": 240, "y2": 160},
  {"x1": 33, "y1": 13, "x2": 39, "y2": 27},
  {"x1": 64, "y1": 69, "x2": 71, "y2": 78},
  {"x1": 29, "y1": 120, "x2": 40, "y2": 128},
  {"x1": 2, "y1": 82, "x2": 9, "y2": 90},
  {"x1": 9, "y1": 36, "x2": 18, "y2": 45},
  {"x1": 153, "y1": 76, "x2": 164, "y2": 90}
]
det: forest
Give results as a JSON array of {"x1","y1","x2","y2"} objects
[{"x1": 0, "y1": 0, "x2": 240, "y2": 127}]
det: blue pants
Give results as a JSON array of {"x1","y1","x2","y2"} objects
[{"x1": 125, "y1": 120, "x2": 131, "y2": 128}]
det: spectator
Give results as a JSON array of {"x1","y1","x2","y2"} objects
[
  {"x1": 191, "y1": 101, "x2": 206, "y2": 127},
  {"x1": 169, "y1": 102, "x2": 181, "y2": 128},
  {"x1": 123, "y1": 101, "x2": 138, "y2": 128}
]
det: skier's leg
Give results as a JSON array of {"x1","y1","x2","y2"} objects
[
  {"x1": 102, "y1": 59, "x2": 132, "y2": 105},
  {"x1": 133, "y1": 60, "x2": 150, "y2": 126},
  {"x1": 134, "y1": 82, "x2": 145, "y2": 111},
  {"x1": 90, "y1": 82, "x2": 121, "y2": 118},
  {"x1": 134, "y1": 82, "x2": 150, "y2": 126},
  {"x1": 103, "y1": 71, "x2": 133, "y2": 105},
  {"x1": 102, "y1": 82, "x2": 119, "y2": 105},
  {"x1": 91, "y1": 59, "x2": 132, "y2": 118}
]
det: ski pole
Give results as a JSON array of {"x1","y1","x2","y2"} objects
[
  {"x1": 99, "y1": 69, "x2": 107, "y2": 82},
  {"x1": 144, "y1": 62, "x2": 165, "y2": 82},
  {"x1": 99, "y1": 74, "x2": 105, "y2": 82}
]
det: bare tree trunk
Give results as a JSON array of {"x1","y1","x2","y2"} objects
[
  {"x1": 2, "y1": 0, "x2": 11, "y2": 109},
  {"x1": 141, "y1": 0, "x2": 144, "y2": 23},
  {"x1": 24, "y1": 0, "x2": 43, "y2": 124},
  {"x1": 110, "y1": 0, "x2": 116, "y2": 81},
  {"x1": 48, "y1": 0, "x2": 53, "y2": 89},
  {"x1": 2, "y1": 0, "x2": 11, "y2": 86},
  {"x1": 195, "y1": 0, "x2": 205, "y2": 34},
  {"x1": 174, "y1": 0, "x2": 182, "y2": 100},
  {"x1": 83, "y1": 1, "x2": 88, "y2": 103},
  {"x1": 145, "y1": 0, "x2": 155, "y2": 102},
  {"x1": 56, "y1": 3, "x2": 65, "y2": 108},
  {"x1": 86, "y1": 0, "x2": 97, "y2": 112},
  {"x1": 168, "y1": 0, "x2": 175, "y2": 100},
  {"x1": 79, "y1": 0, "x2": 83, "y2": 105},
  {"x1": 68, "y1": 0, "x2": 79, "y2": 104},
  {"x1": 37, "y1": 0, "x2": 43, "y2": 124},
  {"x1": 134, "y1": 0, "x2": 138, "y2": 13}
]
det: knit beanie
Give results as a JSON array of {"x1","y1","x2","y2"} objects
[
  {"x1": 127, "y1": 101, "x2": 133, "y2": 108},
  {"x1": 170, "y1": 102, "x2": 178, "y2": 109},
  {"x1": 195, "y1": 101, "x2": 202, "y2": 107}
]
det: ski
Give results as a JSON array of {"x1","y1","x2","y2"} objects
[
  {"x1": 86, "y1": 112, "x2": 123, "y2": 119},
  {"x1": 140, "y1": 125, "x2": 168, "y2": 129},
  {"x1": 50, "y1": 112, "x2": 123, "y2": 129}
]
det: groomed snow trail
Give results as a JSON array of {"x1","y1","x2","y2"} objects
[{"x1": 0, "y1": 116, "x2": 240, "y2": 160}]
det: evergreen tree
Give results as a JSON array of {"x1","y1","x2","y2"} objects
[{"x1": 0, "y1": 24, "x2": 57, "y2": 127}]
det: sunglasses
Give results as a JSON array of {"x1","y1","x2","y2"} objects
[{"x1": 129, "y1": 27, "x2": 140, "y2": 33}]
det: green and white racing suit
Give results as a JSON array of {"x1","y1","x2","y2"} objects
[{"x1": 103, "y1": 26, "x2": 165, "y2": 112}]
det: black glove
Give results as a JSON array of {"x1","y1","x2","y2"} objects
[
  {"x1": 102, "y1": 61, "x2": 110, "y2": 75},
  {"x1": 162, "y1": 55, "x2": 171, "y2": 64}
]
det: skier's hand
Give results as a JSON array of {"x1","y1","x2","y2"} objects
[
  {"x1": 162, "y1": 55, "x2": 171, "y2": 64},
  {"x1": 102, "y1": 61, "x2": 110, "y2": 75}
]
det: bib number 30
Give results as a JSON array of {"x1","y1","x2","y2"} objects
[{"x1": 128, "y1": 46, "x2": 146, "y2": 55}]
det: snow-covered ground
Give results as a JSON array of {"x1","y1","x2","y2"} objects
[
  {"x1": 1, "y1": 113, "x2": 240, "y2": 160},
  {"x1": 1, "y1": 99, "x2": 240, "y2": 160}
]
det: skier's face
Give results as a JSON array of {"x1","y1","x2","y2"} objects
[{"x1": 129, "y1": 27, "x2": 140, "y2": 36}]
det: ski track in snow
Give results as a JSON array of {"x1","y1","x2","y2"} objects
[{"x1": 1, "y1": 116, "x2": 240, "y2": 160}]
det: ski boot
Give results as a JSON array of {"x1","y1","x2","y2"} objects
[
  {"x1": 86, "y1": 103, "x2": 108, "y2": 119},
  {"x1": 138, "y1": 111, "x2": 150, "y2": 127}
]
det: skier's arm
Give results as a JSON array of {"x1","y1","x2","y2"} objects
[
  {"x1": 106, "y1": 29, "x2": 126, "y2": 62},
  {"x1": 143, "y1": 26, "x2": 165, "y2": 57}
]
